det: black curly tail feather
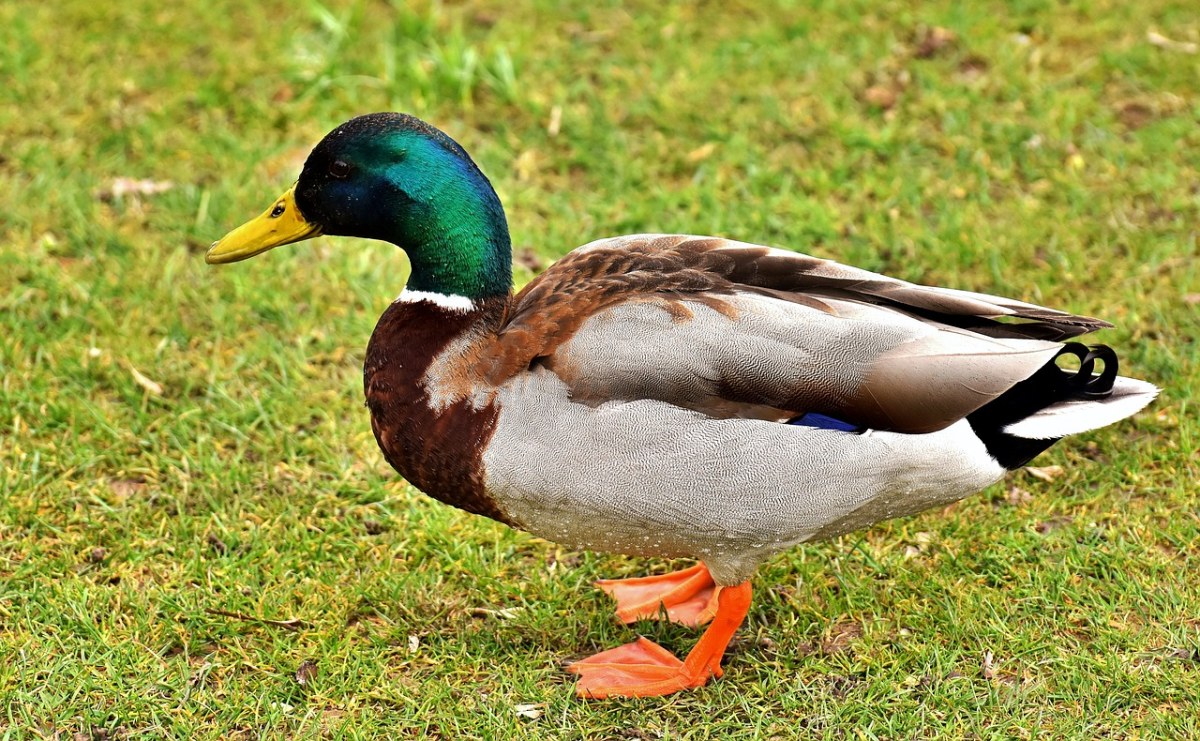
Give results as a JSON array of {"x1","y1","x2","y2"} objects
[{"x1": 968, "y1": 343, "x2": 1119, "y2": 469}]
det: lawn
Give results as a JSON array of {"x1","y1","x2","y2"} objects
[{"x1": 1, "y1": 0, "x2": 1198, "y2": 737}]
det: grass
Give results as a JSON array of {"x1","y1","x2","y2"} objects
[{"x1": 1, "y1": 0, "x2": 1198, "y2": 737}]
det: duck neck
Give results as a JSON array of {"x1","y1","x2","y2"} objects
[{"x1": 397, "y1": 166, "x2": 513, "y2": 303}]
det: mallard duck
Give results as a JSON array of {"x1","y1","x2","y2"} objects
[{"x1": 207, "y1": 113, "x2": 1158, "y2": 698}]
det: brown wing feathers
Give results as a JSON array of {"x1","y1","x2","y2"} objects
[
  {"x1": 483, "y1": 235, "x2": 1108, "y2": 432},
  {"x1": 482, "y1": 237, "x2": 735, "y2": 384},
  {"x1": 706, "y1": 243, "x2": 1110, "y2": 337},
  {"x1": 500, "y1": 235, "x2": 1105, "y2": 353}
]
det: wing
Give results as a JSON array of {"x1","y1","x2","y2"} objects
[{"x1": 486, "y1": 234, "x2": 1111, "y2": 433}]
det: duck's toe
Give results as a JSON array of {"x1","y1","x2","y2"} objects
[
  {"x1": 568, "y1": 637, "x2": 718, "y2": 698},
  {"x1": 595, "y1": 563, "x2": 718, "y2": 627}
]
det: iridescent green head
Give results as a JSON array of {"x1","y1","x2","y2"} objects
[{"x1": 207, "y1": 113, "x2": 513, "y2": 299}]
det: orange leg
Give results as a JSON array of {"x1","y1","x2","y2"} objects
[
  {"x1": 569, "y1": 580, "x2": 752, "y2": 698},
  {"x1": 595, "y1": 563, "x2": 718, "y2": 627}
]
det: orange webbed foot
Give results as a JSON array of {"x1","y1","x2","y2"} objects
[
  {"x1": 595, "y1": 563, "x2": 718, "y2": 627},
  {"x1": 570, "y1": 580, "x2": 752, "y2": 699},
  {"x1": 568, "y1": 637, "x2": 698, "y2": 698}
]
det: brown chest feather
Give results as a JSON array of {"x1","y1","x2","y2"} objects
[{"x1": 363, "y1": 299, "x2": 511, "y2": 525}]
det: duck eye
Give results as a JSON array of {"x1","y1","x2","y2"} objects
[
  {"x1": 270, "y1": 202, "x2": 285, "y2": 218},
  {"x1": 329, "y1": 159, "x2": 352, "y2": 179}
]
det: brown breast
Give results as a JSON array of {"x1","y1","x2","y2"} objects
[{"x1": 363, "y1": 296, "x2": 513, "y2": 525}]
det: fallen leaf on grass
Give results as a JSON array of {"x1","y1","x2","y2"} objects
[
  {"x1": 862, "y1": 85, "x2": 898, "y2": 110},
  {"x1": 957, "y1": 55, "x2": 989, "y2": 81},
  {"x1": 686, "y1": 142, "x2": 717, "y2": 163},
  {"x1": 1024, "y1": 464, "x2": 1063, "y2": 482},
  {"x1": 1147, "y1": 30, "x2": 1198, "y2": 54},
  {"x1": 981, "y1": 650, "x2": 996, "y2": 680},
  {"x1": 407, "y1": 634, "x2": 420, "y2": 654},
  {"x1": 514, "y1": 703, "x2": 546, "y2": 720},
  {"x1": 1133, "y1": 647, "x2": 1199, "y2": 666},
  {"x1": 204, "y1": 608, "x2": 308, "y2": 632},
  {"x1": 95, "y1": 177, "x2": 174, "y2": 202},
  {"x1": 1116, "y1": 102, "x2": 1156, "y2": 130},
  {"x1": 468, "y1": 607, "x2": 524, "y2": 620},
  {"x1": 295, "y1": 659, "x2": 318, "y2": 686},
  {"x1": 109, "y1": 477, "x2": 147, "y2": 497},
  {"x1": 206, "y1": 532, "x2": 229, "y2": 555},
  {"x1": 822, "y1": 620, "x2": 863, "y2": 654},
  {"x1": 128, "y1": 364, "x2": 163, "y2": 395},
  {"x1": 914, "y1": 26, "x2": 957, "y2": 58}
]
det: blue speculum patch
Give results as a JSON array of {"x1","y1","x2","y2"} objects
[{"x1": 787, "y1": 412, "x2": 864, "y2": 433}]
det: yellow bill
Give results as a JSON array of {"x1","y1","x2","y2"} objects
[{"x1": 205, "y1": 186, "x2": 322, "y2": 264}]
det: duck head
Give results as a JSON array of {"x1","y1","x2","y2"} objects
[{"x1": 207, "y1": 112, "x2": 512, "y2": 299}]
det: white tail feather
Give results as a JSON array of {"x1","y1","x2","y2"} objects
[{"x1": 1003, "y1": 377, "x2": 1160, "y2": 440}]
